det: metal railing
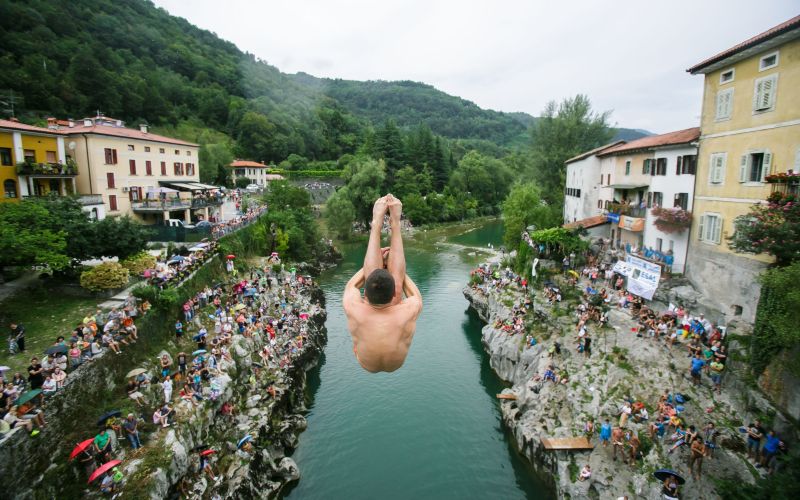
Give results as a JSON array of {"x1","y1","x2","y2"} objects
[{"x1": 131, "y1": 199, "x2": 192, "y2": 211}]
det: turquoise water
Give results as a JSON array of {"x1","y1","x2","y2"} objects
[{"x1": 284, "y1": 221, "x2": 551, "y2": 500}]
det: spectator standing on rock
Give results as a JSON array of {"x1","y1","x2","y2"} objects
[
  {"x1": 27, "y1": 357, "x2": 44, "y2": 390},
  {"x1": 689, "y1": 353, "x2": 706, "y2": 386},
  {"x1": 627, "y1": 432, "x2": 640, "y2": 466},
  {"x1": 619, "y1": 402, "x2": 632, "y2": 428},
  {"x1": 760, "y1": 430, "x2": 780, "y2": 469},
  {"x1": 689, "y1": 438, "x2": 706, "y2": 479},
  {"x1": 123, "y1": 413, "x2": 141, "y2": 449},
  {"x1": 612, "y1": 427, "x2": 625, "y2": 461},
  {"x1": 599, "y1": 419, "x2": 612, "y2": 447},
  {"x1": 747, "y1": 420, "x2": 764, "y2": 462},
  {"x1": 9, "y1": 322, "x2": 25, "y2": 353},
  {"x1": 162, "y1": 375, "x2": 173, "y2": 403}
]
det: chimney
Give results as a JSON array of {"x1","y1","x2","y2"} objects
[
  {"x1": 116, "y1": 120, "x2": 122, "y2": 127},
  {"x1": 84, "y1": 118, "x2": 93, "y2": 127},
  {"x1": 68, "y1": 118, "x2": 75, "y2": 128},
  {"x1": 47, "y1": 117, "x2": 57, "y2": 129},
  {"x1": 139, "y1": 123, "x2": 148, "y2": 134}
]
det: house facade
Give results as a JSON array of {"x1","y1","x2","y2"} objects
[
  {"x1": 229, "y1": 159, "x2": 284, "y2": 187},
  {"x1": 686, "y1": 15, "x2": 800, "y2": 322},
  {"x1": 58, "y1": 115, "x2": 220, "y2": 224},
  {"x1": 563, "y1": 141, "x2": 624, "y2": 224}
]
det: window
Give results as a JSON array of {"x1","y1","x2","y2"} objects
[
  {"x1": 0, "y1": 148, "x2": 11, "y2": 166},
  {"x1": 174, "y1": 162, "x2": 183, "y2": 175},
  {"x1": 668, "y1": 240, "x2": 674, "y2": 252},
  {"x1": 647, "y1": 191, "x2": 663, "y2": 208},
  {"x1": 174, "y1": 149, "x2": 180, "y2": 155},
  {"x1": 674, "y1": 193, "x2": 689, "y2": 211},
  {"x1": 719, "y1": 68, "x2": 735, "y2": 84},
  {"x1": 145, "y1": 161, "x2": 152, "y2": 176},
  {"x1": 676, "y1": 155, "x2": 697, "y2": 175},
  {"x1": 564, "y1": 187, "x2": 581, "y2": 198},
  {"x1": 129, "y1": 159, "x2": 137, "y2": 176},
  {"x1": 109, "y1": 195, "x2": 118, "y2": 211},
  {"x1": 709, "y1": 153, "x2": 727, "y2": 184},
  {"x1": 753, "y1": 74, "x2": 777, "y2": 113},
  {"x1": 3, "y1": 179, "x2": 17, "y2": 198},
  {"x1": 24, "y1": 149, "x2": 35, "y2": 161},
  {"x1": 655, "y1": 158, "x2": 667, "y2": 176},
  {"x1": 642, "y1": 159, "x2": 653, "y2": 175},
  {"x1": 600, "y1": 173, "x2": 603, "y2": 185},
  {"x1": 606, "y1": 174, "x2": 610, "y2": 185},
  {"x1": 739, "y1": 151, "x2": 771, "y2": 183},
  {"x1": 106, "y1": 172, "x2": 115, "y2": 189},
  {"x1": 160, "y1": 161, "x2": 166, "y2": 176},
  {"x1": 656, "y1": 238, "x2": 663, "y2": 252},
  {"x1": 715, "y1": 88, "x2": 734, "y2": 120},
  {"x1": 625, "y1": 160, "x2": 631, "y2": 175},
  {"x1": 127, "y1": 144, "x2": 135, "y2": 151},
  {"x1": 159, "y1": 148, "x2": 165, "y2": 154},
  {"x1": 597, "y1": 200, "x2": 603, "y2": 209},
  {"x1": 46, "y1": 151, "x2": 57, "y2": 163},
  {"x1": 759, "y1": 51, "x2": 779, "y2": 71},
  {"x1": 104, "y1": 148, "x2": 118, "y2": 165},
  {"x1": 699, "y1": 213, "x2": 723, "y2": 244},
  {"x1": 186, "y1": 150, "x2": 191, "y2": 156},
  {"x1": 144, "y1": 146, "x2": 151, "y2": 153},
  {"x1": 129, "y1": 187, "x2": 141, "y2": 202},
  {"x1": 186, "y1": 163, "x2": 195, "y2": 176}
]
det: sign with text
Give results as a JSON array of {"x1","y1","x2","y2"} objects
[
  {"x1": 618, "y1": 216, "x2": 645, "y2": 232},
  {"x1": 624, "y1": 255, "x2": 661, "y2": 300}
]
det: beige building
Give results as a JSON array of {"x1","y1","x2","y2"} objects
[
  {"x1": 685, "y1": 15, "x2": 800, "y2": 322},
  {"x1": 229, "y1": 159, "x2": 284, "y2": 187},
  {"x1": 56, "y1": 115, "x2": 221, "y2": 224}
]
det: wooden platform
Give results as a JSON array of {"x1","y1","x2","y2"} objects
[
  {"x1": 540, "y1": 437, "x2": 594, "y2": 450},
  {"x1": 496, "y1": 393, "x2": 517, "y2": 400}
]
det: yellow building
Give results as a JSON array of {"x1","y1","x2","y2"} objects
[
  {"x1": 686, "y1": 15, "x2": 800, "y2": 322},
  {"x1": 0, "y1": 118, "x2": 77, "y2": 202}
]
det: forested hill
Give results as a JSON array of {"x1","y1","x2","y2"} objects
[{"x1": 0, "y1": 0, "x2": 647, "y2": 167}]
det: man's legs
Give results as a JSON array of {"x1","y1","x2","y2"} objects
[
  {"x1": 362, "y1": 196, "x2": 388, "y2": 281},
  {"x1": 386, "y1": 195, "x2": 406, "y2": 304}
]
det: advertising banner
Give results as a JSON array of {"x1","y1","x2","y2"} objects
[{"x1": 624, "y1": 255, "x2": 662, "y2": 300}]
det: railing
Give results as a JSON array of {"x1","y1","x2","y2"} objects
[
  {"x1": 191, "y1": 197, "x2": 224, "y2": 209},
  {"x1": 16, "y1": 159, "x2": 78, "y2": 176},
  {"x1": 607, "y1": 203, "x2": 647, "y2": 218},
  {"x1": 77, "y1": 194, "x2": 103, "y2": 205},
  {"x1": 131, "y1": 198, "x2": 192, "y2": 211}
]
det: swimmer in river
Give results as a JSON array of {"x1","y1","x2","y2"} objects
[{"x1": 343, "y1": 194, "x2": 423, "y2": 372}]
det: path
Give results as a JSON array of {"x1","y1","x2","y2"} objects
[{"x1": 0, "y1": 271, "x2": 41, "y2": 303}]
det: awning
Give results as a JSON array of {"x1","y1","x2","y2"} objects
[
  {"x1": 607, "y1": 184, "x2": 648, "y2": 190},
  {"x1": 193, "y1": 183, "x2": 221, "y2": 190},
  {"x1": 160, "y1": 181, "x2": 221, "y2": 191},
  {"x1": 146, "y1": 186, "x2": 179, "y2": 193}
]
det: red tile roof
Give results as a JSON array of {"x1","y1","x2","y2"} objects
[
  {"x1": 598, "y1": 127, "x2": 700, "y2": 156},
  {"x1": 0, "y1": 118, "x2": 63, "y2": 135},
  {"x1": 565, "y1": 140, "x2": 626, "y2": 164},
  {"x1": 230, "y1": 160, "x2": 268, "y2": 168},
  {"x1": 688, "y1": 15, "x2": 800, "y2": 74},
  {"x1": 563, "y1": 215, "x2": 609, "y2": 230},
  {"x1": 63, "y1": 123, "x2": 198, "y2": 147}
]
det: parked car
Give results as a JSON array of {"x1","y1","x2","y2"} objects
[
  {"x1": 165, "y1": 218, "x2": 195, "y2": 229},
  {"x1": 245, "y1": 183, "x2": 261, "y2": 193},
  {"x1": 194, "y1": 220, "x2": 217, "y2": 230}
]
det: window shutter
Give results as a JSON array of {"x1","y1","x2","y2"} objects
[
  {"x1": 716, "y1": 92, "x2": 725, "y2": 118},
  {"x1": 112, "y1": 150, "x2": 118, "y2": 164},
  {"x1": 676, "y1": 156, "x2": 682, "y2": 175},
  {"x1": 161, "y1": 161, "x2": 166, "y2": 176},
  {"x1": 109, "y1": 195, "x2": 117, "y2": 211},
  {"x1": 739, "y1": 155, "x2": 748, "y2": 182},
  {"x1": 107, "y1": 172, "x2": 115, "y2": 189},
  {"x1": 713, "y1": 217, "x2": 723, "y2": 244},
  {"x1": 138, "y1": 187, "x2": 143, "y2": 200},
  {"x1": 761, "y1": 76, "x2": 775, "y2": 109},
  {"x1": 647, "y1": 192, "x2": 653, "y2": 208},
  {"x1": 688, "y1": 155, "x2": 697, "y2": 175},
  {"x1": 753, "y1": 80, "x2": 763, "y2": 110},
  {"x1": 129, "y1": 159, "x2": 136, "y2": 175},
  {"x1": 761, "y1": 151, "x2": 772, "y2": 181},
  {"x1": 698, "y1": 215, "x2": 705, "y2": 241}
]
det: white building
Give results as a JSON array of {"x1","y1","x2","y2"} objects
[
  {"x1": 563, "y1": 141, "x2": 625, "y2": 224},
  {"x1": 229, "y1": 160, "x2": 284, "y2": 187}
]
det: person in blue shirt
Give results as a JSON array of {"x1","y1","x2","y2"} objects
[
  {"x1": 690, "y1": 353, "x2": 706, "y2": 386},
  {"x1": 760, "y1": 430, "x2": 781, "y2": 469},
  {"x1": 599, "y1": 419, "x2": 612, "y2": 447}
]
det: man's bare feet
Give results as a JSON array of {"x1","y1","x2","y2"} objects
[
  {"x1": 387, "y1": 194, "x2": 402, "y2": 224},
  {"x1": 372, "y1": 196, "x2": 389, "y2": 222}
]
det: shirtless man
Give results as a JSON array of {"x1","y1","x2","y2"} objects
[
  {"x1": 344, "y1": 195, "x2": 423, "y2": 372},
  {"x1": 612, "y1": 427, "x2": 625, "y2": 461}
]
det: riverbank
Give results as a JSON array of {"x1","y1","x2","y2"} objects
[{"x1": 463, "y1": 266, "x2": 788, "y2": 499}]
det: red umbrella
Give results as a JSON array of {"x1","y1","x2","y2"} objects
[
  {"x1": 88, "y1": 460, "x2": 121, "y2": 483},
  {"x1": 69, "y1": 438, "x2": 95, "y2": 461},
  {"x1": 226, "y1": 254, "x2": 236, "y2": 259},
  {"x1": 201, "y1": 449, "x2": 216, "y2": 456}
]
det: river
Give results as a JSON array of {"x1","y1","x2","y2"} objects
[{"x1": 283, "y1": 220, "x2": 552, "y2": 500}]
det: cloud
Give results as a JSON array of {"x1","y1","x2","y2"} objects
[{"x1": 153, "y1": 0, "x2": 798, "y2": 132}]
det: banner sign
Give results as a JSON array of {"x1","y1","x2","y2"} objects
[
  {"x1": 606, "y1": 213, "x2": 620, "y2": 223},
  {"x1": 618, "y1": 216, "x2": 645, "y2": 232},
  {"x1": 624, "y1": 255, "x2": 661, "y2": 300}
]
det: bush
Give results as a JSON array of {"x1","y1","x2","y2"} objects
[
  {"x1": 80, "y1": 262, "x2": 129, "y2": 292},
  {"x1": 121, "y1": 252, "x2": 157, "y2": 275}
]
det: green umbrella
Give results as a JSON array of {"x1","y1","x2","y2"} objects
[{"x1": 16, "y1": 389, "x2": 42, "y2": 406}]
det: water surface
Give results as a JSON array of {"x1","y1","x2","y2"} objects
[{"x1": 284, "y1": 221, "x2": 551, "y2": 500}]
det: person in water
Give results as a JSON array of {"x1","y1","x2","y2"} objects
[{"x1": 344, "y1": 194, "x2": 423, "y2": 372}]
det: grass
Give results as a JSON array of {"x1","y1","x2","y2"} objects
[{"x1": 0, "y1": 284, "x2": 98, "y2": 374}]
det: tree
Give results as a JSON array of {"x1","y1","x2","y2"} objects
[
  {"x1": 89, "y1": 216, "x2": 153, "y2": 260},
  {"x1": 403, "y1": 193, "x2": 432, "y2": 225},
  {"x1": 529, "y1": 95, "x2": 612, "y2": 215},
  {"x1": 392, "y1": 166, "x2": 420, "y2": 199},
  {"x1": 199, "y1": 142, "x2": 234, "y2": 185},
  {"x1": 729, "y1": 191, "x2": 800, "y2": 266},
  {"x1": 502, "y1": 183, "x2": 559, "y2": 248},
  {"x1": 0, "y1": 201, "x2": 69, "y2": 272},
  {"x1": 264, "y1": 180, "x2": 311, "y2": 210},
  {"x1": 374, "y1": 120, "x2": 404, "y2": 189},
  {"x1": 235, "y1": 176, "x2": 252, "y2": 189},
  {"x1": 449, "y1": 150, "x2": 513, "y2": 212},
  {"x1": 325, "y1": 188, "x2": 356, "y2": 239},
  {"x1": 342, "y1": 157, "x2": 386, "y2": 226}
]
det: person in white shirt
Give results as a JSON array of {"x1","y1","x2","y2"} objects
[{"x1": 162, "y1": 376, "x2": 173, "y2": 403}]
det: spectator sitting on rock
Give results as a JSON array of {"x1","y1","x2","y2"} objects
[{"x1": 578, "y1": 464, "x2": 591, "y2": 481}]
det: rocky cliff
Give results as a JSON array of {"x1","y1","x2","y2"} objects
[{"x1": 463, "y1": 281, "x2": 790, "y2": 500}]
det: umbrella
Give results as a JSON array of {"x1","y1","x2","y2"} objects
[
  {"x1": 192, "y1": 349, "x2": 207, "y2": 356},
  {"x1": 653, "y1": 469, "x2": 686, "y2": 485},
  {"x1": 237, "y1": 434, "x2": 252, "y2": 449},
  {"x1": 568, "y1": 270, "x2": 580, "y2": 278},
  {"x1": 168, "y1": 256, "x2": 186, "y2": 264},
  {"x1": 125, "y1": 368, "x2": 147, "y2": 379},
  {"x1": 200, "y1": 449, "x2": 216, "y2": 456},
  {"x1": 45, "y1": 345, "x2": 68, "y2": 356},
  {"x1": 16, "y1": 389, "x2": 42, "y2": 406},
  {"x1": 88, "y1": 460, "x2": 122, "y2": 484},
  {"x1": 252, "y1": 362, "x2": 263, "y2": 368},
  {"x1": 191, "y1": 444, "x2": 210, "y2": 453},
  {"x1": 69, "y1": 438, "x2": 95, "y2": 460},
  {"x1": 271, "y1": 252, "x2": 278, "y2": 256},
  {"x1": 226, "y1": 254, "x2": 236, "y2": 259},
  {"x1": 96, "y1": 410, "x2": 122, "y2": 426},
  {"x1": 0, "y1": 365, "x2": 10, "y2": 373},
  {"x1": 192, "y1": 332, "x2": 207, "y2": 342}
]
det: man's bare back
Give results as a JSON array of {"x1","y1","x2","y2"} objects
[{"x1": 343, "y1": 195, "x2": 423, "y2": 372}]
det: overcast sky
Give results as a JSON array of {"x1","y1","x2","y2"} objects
[{"x1": 153, "y1": 0, "x2": 797, "y2": 134}]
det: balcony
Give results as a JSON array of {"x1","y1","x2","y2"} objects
[
  {"x1": 767, "y1": 171, "x2": 800, "y2": 196},
  {"x1": 607, "y1": 202, "x2": 647, "y2": 218},
  {"x1": 132, "y1": 198, "x2": 192, "y2": 212},
  {"x1": 16, "y1": 158, "x2": 78, "y2": 177},
  {"x1": 77, "y1": 194, "x2": 103, "y2": 206},
  {"x1": 191, "y1": 197, "x2": 224, "y2": 209}
]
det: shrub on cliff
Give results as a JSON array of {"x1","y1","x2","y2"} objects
[
  {"x1": 80, "y1": 262, "x2": 129, "y2": 292},
  {"x1": 121, "y1": 252, "x2": 157, "y2": 275}
]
